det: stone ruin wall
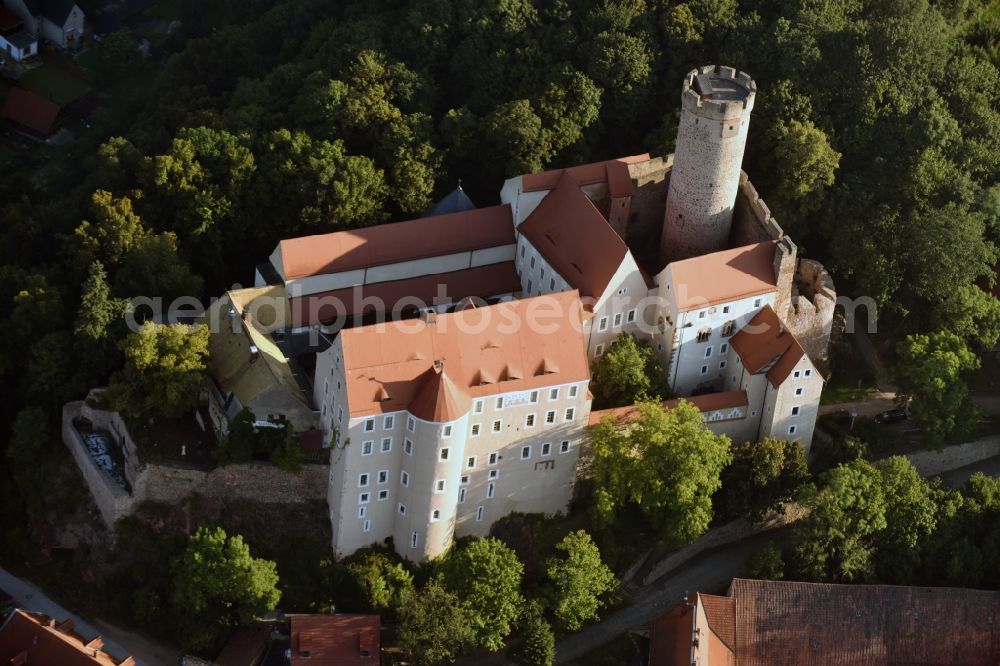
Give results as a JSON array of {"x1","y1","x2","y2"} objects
[{"x1": 63, "y1": 398, "x2": 329, "y2": 529}]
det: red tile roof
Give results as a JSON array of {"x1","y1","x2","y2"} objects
[
  {"x1": 214, "y1": 622, "x2": 272, "y2": 666},
  {"x1": 0, "y1": 6, "x2": 23, "y2": 31},
  {"x1": 277, "y1": 205, "x2": 514, "y2": 280},
  {"x1": 521, "y1": 154, "x2": 650, "y2": 197},
  {"x1": 588, "y1": 391, "x2": 748, "y2": 427},
  {"x1": 731, "y1": 578, "x2": 1000, "y2": 665},
  {"x1": 2, "y1": 87, "x2": 60, "y2": 136},
  {"x1": 288, "y1": 614, "x2": 379, "y2": 666},
  {"x1": 0, "y1": 610, "x2": 134, "y2": 666},
  {"x1": 729, "y1": 305, "x2": 807, "y2": 387},
  {"x1": 665, "y1": 242, "x2": 778, "y2": 311},
  {"x1": 340, "y1": 291, "x2": 590, "y2": 419},
  {"x1": 649, "y1": 603, "x2": 696, "y2": 666},
  {"x1": 407, "y1": 365, "x2": 472, "y2": 422},
  {"x1": 289, "y1": 262, "x2": 521, "y2": 327},
  {"x1": 518, "y1": 172, "x2": 629, "y2": 299},
  {"x1": 699, "y1": 593, "x2": 735, "y2": 652}
]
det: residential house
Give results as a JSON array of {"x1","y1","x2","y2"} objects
[
  {"x1": 288, "y1": 614, "x2": 379, "y2": 665},
  {"x1": 0, "y1": 6, "x2": 36, "y2": 60},
  {"x1": 4, "y1": 0, "x2": 85, "y2": 49},
  {"x1": 1, "y1": 86, "x2": 60, "y2": 137},
  {"x1": 649, "y1": 578, "x2": 1000, "y2": 665},
  {"x1": 0, "y1": 609, "x2": 135, "y2": 665}
]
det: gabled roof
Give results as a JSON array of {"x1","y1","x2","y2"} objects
[
  {"x1": 289, "y1": 262, "x2": 521, "y2": 327},
  {"x1": 521, "y1": 154, "x2": 650, "y2": 197},
  {"x1": 339, "y1": 291, "x2": 590, "y2": 419},
  {"x1": 427, "y1": 184, "x2": 476, "y2": 217},
  {"x1": 24, "y1": 0, "x2": 77, "y2": 25},
  {"x1": 1, "y1": 87, "x2": 60, "y2": 136},
  {"x1": 664, "y1": 241, "x2": 778, "y2": 311},
  {"x1": 729, "y1": 305, "x2": 807, "y2": 387},
  {"x1": 518, "y1": 172, "x2": 629, "y2": 299},
  {"x1": 699, "y1": 593, "x2": 735, "y2": 652},
  {"x1": 588, "y1": 391, "x2": 748, "y2": 427},
  {"x1": 0, "y1": 6, "x2": 23, "y2": 30},
  {"x1": 276, "y1": 205, "x2": 513, "y2": 280},
  {"x1": 289, "y1": 614, "x2": 380, "y2": 666},
  {"x1": 0, "y1": 610, "x2": 134, "y2": 666},
  {"x1": 730, "y1": 578, "x2": 1000, "y2": 665}
]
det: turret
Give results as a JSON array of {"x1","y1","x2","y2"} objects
[{"x1": 661, "y1": 65, "x2": 756, "y2": 264}]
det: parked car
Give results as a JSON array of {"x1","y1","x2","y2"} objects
[{"x1": 874, "y1": 408, "x2": 907, "y2": 425}]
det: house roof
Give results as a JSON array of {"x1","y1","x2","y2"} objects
[
  {"x1": 729, "y1": 305, "x2": 807, "y2": 387},
  {"x1": 288, "y1": 614, "x2": 380, "y2": 666},
  {"x1": 521, "y1": 154, "x2": 650, "y2": 197},
  {"x1": 214, "y1": 623, "x2": 273, "y2": 666},
  {"x1": 339, "y1": 291, "x2": 590, "y2": 419},
  {"x1": 289, "y1": 262, "x2": 521, "y2": 327},
  {"x1": 408, "y1": 366, "x2": 472, "y2": 422},
  {"x1": 276, "y1": 205, "x2": 514, "y2": 280},
  {"x1": 699, "y1": 593, "x2": 735, "y2": 652},
  {"x1": 6, "y1": 30, "x2": 36, "y2": 48},
  {"x1": 0, "y1": 610, "x2": 134, "y2": 666},
  {"x1": 588, "y1": 391, "x2": 748, "y2": 427},
  {"x1": 1, "y1": 87, "x2": 60, "y2": 136},
  {"x1": 427, "y1": 184, "x2": 476, "y2": 217},
  {"x1": 730, "y1": 578, "x2": 1000, "y2": 665},
  {"x1": 205, "y1": 288, "x2": 310, "y2": 410},
  {"x1": 518, "y1": 172, "x2": 629, "y2": 299},
  {"x1": 24, "y1": 0, "x2": 77, "y2": 25},
  {"x1": 665, "y1": 241, "x2": 778, "y2": 311},
  {"x1": 0, "y1": 6, "x2": 23, "y2": 30}
]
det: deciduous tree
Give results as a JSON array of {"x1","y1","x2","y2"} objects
[
  {"x1": 398, "y1": 575, "x2": 473, "y2": 666},
  {"x1": 545, "y1": 530, "x2": 616, "y2": 632},
  {"x1": 718, "y1": 438, "x2": 810, "y2": 523},
  {"x1": 591, "y1": 399, "x2": 732, "y2": 547},
  {"x1": 444, "y1": 537, "x2": 524, "y2": 651},
  {"x1": 589, "y1": 333, "x2": 666, "y2": 409},
  {"x1": 170, "y1": 525, "x2": 281, "y2": 648}
]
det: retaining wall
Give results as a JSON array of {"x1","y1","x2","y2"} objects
[{"x1": 63, "y1": 400, "x2": 329, "y2": 529}]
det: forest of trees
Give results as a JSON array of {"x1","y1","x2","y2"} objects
[{"x1": 1, "y1": 0, "x2": 999, "y2": 659}]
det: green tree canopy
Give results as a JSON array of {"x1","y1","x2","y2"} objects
[
  {"x1": 718, "y1": 438, "x2": 810, "y2": 523},
  {"x1": 514, "y1": 601, "x2": 555, "y2": 666},
  {"x1": 346, "y1": 550, "x2": 414, "y2": 614},
  {"x1": 444, "y1": 537, "x2": 524, "y2": 651},
  {"x1": 545, "y1": 530, "x2": 617, "y2": 632},
  {"x1": 795, "y1": 459, "x2": 889, "y2": 582},
  {"x1": 591, "y1": 399, "x2": 732, "y2": 546},
  {"x1": 75, "y1": 260, "x2": 130, "y2": 343},
  {"x1": 108, "y1": 322, "x2": 209, "y2": 420},
  {"x1": 589, "y1": 333, "x2": 666, "y2": 409},
  {"x1": 74, "y1": 190, "x2": 149, "y2": 268},
  {"x1": 895, "y1": 330, "x2": 981, "y2": 447},
  {"x1": 170, "y1": 525, "x2": 281, "y2": 649},
  {"x1": 398, "y1": 575, "x2": 474, "y2": 666}
]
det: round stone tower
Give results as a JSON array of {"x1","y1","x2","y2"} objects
[{"x1": 661, "y1": 65, "x2": 756, "y2": 264}]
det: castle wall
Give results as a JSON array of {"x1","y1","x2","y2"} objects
[
  {"x1": 62, "y1": 400, "x2": 329, "y2": 530},
  {"x1": 786, "y1": 259, "x2": 837, "y2": 365}
]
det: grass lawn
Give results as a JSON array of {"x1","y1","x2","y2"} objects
[
  {"x1": 19, "y1": 63, "x2": 91, "y2": 105},
  {"x1": 821, "y1": 337, "x2": 878, "y2": 404}
]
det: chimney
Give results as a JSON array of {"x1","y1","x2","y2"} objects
[
  {"x1": 421, "y1": 309, "x2": 437, "y2": 325},
  {"x1": 433, "y1": 359, "x2": 444, "y2": 372},
  {"x1": 249, "y1": 345, "x2": 260, "y2": 364}
]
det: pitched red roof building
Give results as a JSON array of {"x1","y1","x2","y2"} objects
[
  {"x1": 288, "y1": 614, "x2": 379, "y2": 666},
  {"x1": 730, "y1": 305, "x2": 806, "y2": 387},
  {"x1": 1, "y1": 88, "x2": 60, "y2": 137},
  {"x1": 0, "y1": 610, "x2": 135, "y2": 666},
  {"x1": 517, "y1": 172, "x2": 630, "y2": 299},
  {"x1": 650, "y1": 578, "x2": 1000, "y2": 666}
]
